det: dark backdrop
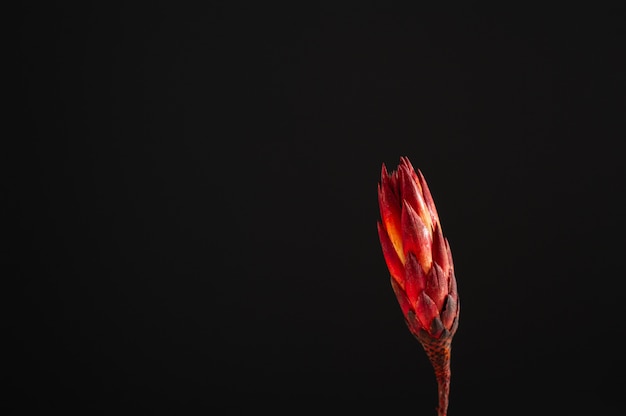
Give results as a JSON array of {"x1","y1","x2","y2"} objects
[{"x1": 12, "y1": 3, "x2": 626, "y2": 415}]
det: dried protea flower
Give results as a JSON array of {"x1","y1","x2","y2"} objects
[{"x1": 377, "y1": 156, "x2": 459, "y2": 416}]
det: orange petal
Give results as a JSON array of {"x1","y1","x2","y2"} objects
[
  {"x1": 377, "y1": 221, "x2": 405, "y2": 288},
  {"x1": 378, "y1": 169, "x2": 404, "y2": 262}
]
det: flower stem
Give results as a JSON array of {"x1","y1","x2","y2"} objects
[{"x1": 420, "y1": 338, "x2": 452, "y2": 416}]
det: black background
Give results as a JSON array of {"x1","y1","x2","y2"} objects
[{"x1": 12, "y1": 3, "x2": 626, "y2": 415}]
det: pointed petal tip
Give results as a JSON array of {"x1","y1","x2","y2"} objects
[
  {"x1": 401, "y1": 200, "x2": 433, "y2": 271},
  {"x1": 429, "y1": 316, "x2": 444, "y2": 338},
  {"x1": 404, "y1": 252, "x2": 426, "y2": 307},
  {"x1": 432, "y1": 222, "x2": 449, "y2": 275},
  {"x1": 402, "y1": 156, "x2": 416, "y2": 172},
  {"x1": 425, "y1": 262, "x2": 448, "y2": 311},
  {"x1": 415, "y1": 292, "x2": 440, "y2": 332},
  {"x1": 441, "y1": 294, "x2": 458, "y2": 331},
  {"x1": 417, "y1": 169, "x2": 440, "y2": 225}
]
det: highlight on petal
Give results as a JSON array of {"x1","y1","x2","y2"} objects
[
  {"x1": 377, "y1": 221, "x2": 405, "y2": 287},
  {"x1": 416, "y1": 169, "x2": 440, "y2": 228},
  {"x1": 401, "y1": 200, "x2": 432, "y2": 272},
  {"x1": 445, "y1": 238, "x2": 454, "y2": 272}
]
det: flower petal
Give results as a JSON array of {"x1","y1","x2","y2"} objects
[
  {"x1": 429, "y1": 316, "x2": 444, "y2": 339},
  {"x1": 400, "y1": 156, "x2": 420, "y2": 184},
  {"x1": 399, "y1": 164, "x2": 432, "y2": 231},
  {"x1": 431, "y1": 222, "x2": 449, "y2": 277},
  {"x1": 377, "y1": 221, "x2": 405, "y2": 288},
  {"x1": 415, "y1": 291, "x2": 440, "y2": 331},
  {"x1": 425, "y1": 262, "x2": 449, "y2": 311},
  {"x1": 445, "y1": 238, "x2": 454, "y2": 272},
  {"x1": 379, "y1": 168, "x2": 404, "y2": 262},
  {"x1": 448, "y1": 267, "x2": 458, "y2": 300},
  {"x1": 440, "y1": 294, "x2": 458, "y2": 331},
  {"x1": 401, "y1": 200, "x2": 432, "y2": 272},
  {"x1": 404, "y1": 252, "x2": 427, "y2": 307},
  {"x1": 416, "y1": 169, "x2": 440, "y2": 228}
]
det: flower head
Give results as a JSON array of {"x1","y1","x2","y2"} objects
[{"x1": 377, "y1": 157, "x2": 459, "y2": 341}]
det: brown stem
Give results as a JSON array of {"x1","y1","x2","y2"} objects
[{"x1": 420, "y1": 338, "x2": 452, "y2": 416}]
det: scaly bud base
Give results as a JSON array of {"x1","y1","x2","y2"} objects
[{"x1": 416, "y1": 332, "x2": 452, "y2": 416}]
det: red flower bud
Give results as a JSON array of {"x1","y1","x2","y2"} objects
[{"x1": 377, "y1": 157, "x2": 459, "y2": 340}]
